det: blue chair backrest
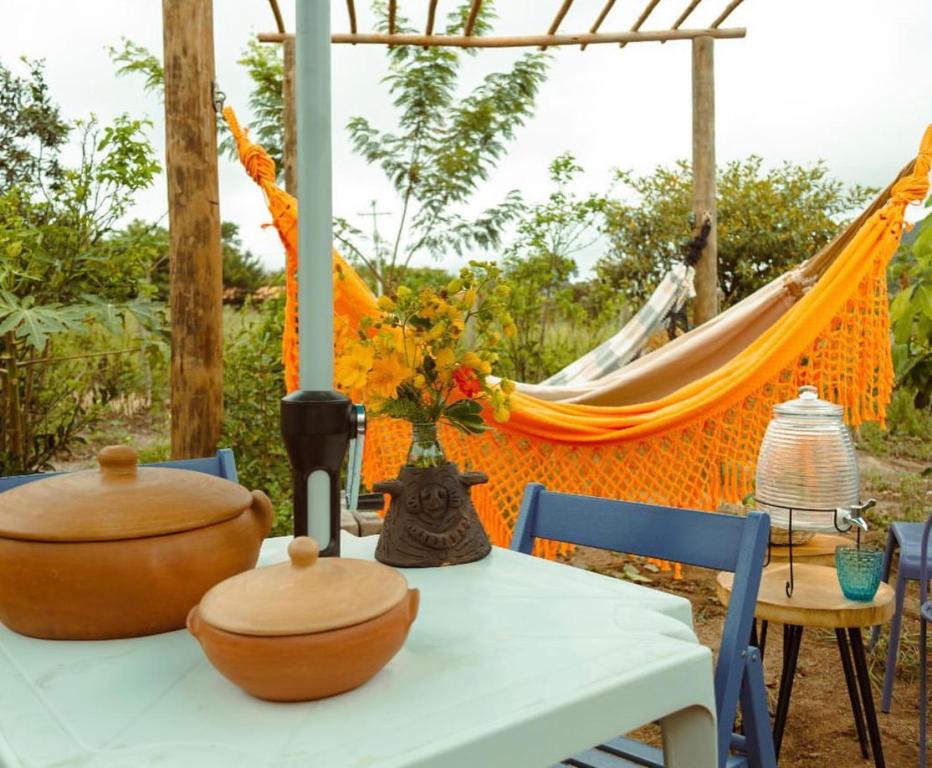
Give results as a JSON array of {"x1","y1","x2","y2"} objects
[
  {"x1": 0, "y1": 448, "x2": 238, "y2": 493},
  {"x1": 511, "y1": 483, "x2": 770, "y2": 766}
]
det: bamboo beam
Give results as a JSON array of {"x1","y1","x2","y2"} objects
[
  {"x1": 463, "y1": 0, "x2": 482, "y2": 36},
  {"x1": 162, "y1": 0, "x2": 223, "y2": 458},
  {"x1": 267, "y1": 0, "x2": 285, "y2": 33},
  {"x1": 542, "y1": 0, "x2": 575, "y2": 50},
  {"x1": 671, "y1": 0, "x2": 704, "y2": 31},
  {"x1": 425, "y1": 0, "x2": 439, "y2": 36},
  {"x1": 581, "y1": 0, "x2": 617, "y2": 50},
  {"x1": 620, "y1": 0, "x2": 662, "y2": 47},
  {"x1": 258, "y1": 27, "x2": 746, "y2": 47},
  {"x1": 283, "y1": 36, "x2": 297, "y2": 196},
  {"x1": 387, "y1": 0, "x2": 396, "y2": 35},
  {"x1": 346, "y1": 0, "x2": 357, "y2": 35},
  {"x1": 711, "y1": 0, "x2": 745, "y2": 27},
  {"x1": 691, "y1": 36, "x2": 718, "y2": 324}
]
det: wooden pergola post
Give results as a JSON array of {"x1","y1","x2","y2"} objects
[
  {"x1": 282, "y1": 37, "x2": 297, "y2": 196},
  {"x1": 691, "y1": 35, "x2": 718, "y2": 324},
  {"x1": 162, "y1": 0, "x2": 224, "y2": 458}
]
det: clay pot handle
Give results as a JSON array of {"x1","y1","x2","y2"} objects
[
  {"x1": 405, "y1": 588, "x2": 420, "y2": 628},
  {"x1": 288, "y1": 536, "x2": 319, "y2": 568},
  {"x1": 98, "y1": 444, "x2": 138, "y2": 478},
  {"x1": 249, "y1": 489, "x2": 274, "y2": 535},
  {"x1": 186, "y1": 605, "x2": 201, "y2": 638}
]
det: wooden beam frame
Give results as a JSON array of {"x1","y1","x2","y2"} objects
[
  {"x1": 258, "y1": 27, "x2": 746, "y2": 47},
  {"x1": 387, "y1": 0, "x2": 396, "y2": 35},
  {"x1": 671, "y1": 0, "x2": 705, "y2": 31},
  {"x1": 346, "y1": 0, "x2": 358, "y2": 35},
  {"x1": 711, "y1": 0, "x2": 745, "y2": 27},
  {"x1": 620, "y1": 0, "x2": 662, "y2": 47},
  {"x1": 463, "y1": 0, "x2": 482, "y2": 37},
  {"x1": 691, "y1": 36, "x2": 718, "y2": 324},
  {"x1": 425, "y1": 0, "x2": 439, "y2": 36},
  {"x1": 581, "y1": 0, "x2": 618, "y2": 50}
]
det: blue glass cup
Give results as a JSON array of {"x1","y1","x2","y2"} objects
[{"x1": 835, "y1": 546, "x2": 883, "y2": 602}]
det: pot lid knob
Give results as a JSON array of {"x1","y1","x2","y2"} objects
[
  {"x1": 288, "y1": 536, "x2": 319, "y2": 568},
  {"x1": 799, "y1": 385, "x2": 818, "y2": 399},
  {"x1": 97, "y1": 444, "x2": 138, "y2": 478}
]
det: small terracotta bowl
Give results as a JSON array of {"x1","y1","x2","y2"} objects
[{"x1": 187, "y1": 537, "x2": 419, "y2": 702}]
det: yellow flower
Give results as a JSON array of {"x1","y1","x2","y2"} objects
[
  {"x1": 368, "y1": 354, "x2": 413, "y2": 398},
  {"x1": 460, "y1": 351, "x2": 483, "y2": 368},
  {"x1": 335, "y1": 343, "x2": 374, "y2": 393},
  {"x1": 449, "y1": 318, "x2": 465, "y2": 337},
  {"x1": 413, "y1": 373, "x2": 427, "y2": 389},
  {"x1": 434, "y1": 347, "x2": 456, "y2": 369},
  {"x1": 501, "y1": 379, "x2": 516, "y2": 395},
  {"x1": 377, "y1": 294, "x2": 396, "y2": 312},
  {"x1": 503, "y1": 322, "x2": 517, "y2": 338},
  {"x1": 478, "y1": 360, "x2": 492, "y2": 375},
  {"x1": 396, "y1": 285, "x2": 412, "y2": 299},
  {"x1": 427, "y1": 323, "x2": 446, "y2": 341},
  {"x1": 493, "y1": 405, "x2": 510, "y2": 423},
  {"x1": 446, "y1": 279, "x2": 462, "y2": 294},
  {"x1": 463, "y1": 287, "x2": 477, "y2": 307}
]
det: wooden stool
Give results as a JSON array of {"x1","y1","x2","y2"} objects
[
  {"x1": 717, "y1": 563, "x2": 894, "y2": 767},
  {"x1": 767, "y1": 532, "x2": 852, "y2": 566}
]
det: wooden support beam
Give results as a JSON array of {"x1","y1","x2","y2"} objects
[
  {"x1": 464, "y1": 0, "x2": 483, "y2": 36},
  {"x1": 671, "y1": 0, "x2": 705, "y2": 31},
  {"x1": 691, "y1": 36, "x2": 718, "y2": 325},
  {"x1": 581, "y1": 0, "x2": 617, "y2": 50},
  {"x1": 425, "y1": 0, "x2": 439, "y2": 36},
  {"x1": 546, "y1": 0, "x2": 575, "y2": 36},
  {"x1": 620, "y1": 0, "x2": 662, "y2": 47},
  {"x1": 711, "y1": 0, "x2": 745, "y2": 27},
  {"x1": 283, "y1": 36, "x2": 297, "y2": 196},
  {"x1": 267, "y1": 0, "x2": 285, "y2": 33},
  {"x1": 346, "y1": 0, "x2": 358, "y2": 35},
  {"x1": 387, "y1": 0, "x2": 396, "y2": 35},
  {"x1": 162, "y1": 0, "x2": 223, "y2": 458},
  {"x1": 258, "y1": 27, "x2": 746, "y2": 47}
]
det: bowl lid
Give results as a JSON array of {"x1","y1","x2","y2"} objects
[
  {"x1": 0, "y1": 445, "x2": 252, "y2": 542},
  {"x1": 773, "y1": 385, "x2": 843, "y2": 418},
  {"x1": 198, "y1": 537, "x2": 409, "y2": 637}
]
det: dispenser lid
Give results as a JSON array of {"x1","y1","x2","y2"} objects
[
  {"x1": 774, "y1": 385, "x2": 843, "y2": 418},
  {"x1": 198, "y1": 537, "x2": 409, "y2": 637},
  {"x1": 0, "y1": 445, "x2": 252, "y2": 543}
]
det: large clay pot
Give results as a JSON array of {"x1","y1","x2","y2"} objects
[
  {"x1": 0, "y1": 445, "x2": 273, "y2": 640},
  {"x1": 189, "y1": 537, "x2": 419, "y2": 702}
]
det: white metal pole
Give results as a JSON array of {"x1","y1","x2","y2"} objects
[{"x1": 296, "y1": 0, "x2": 334, "y2": 544}]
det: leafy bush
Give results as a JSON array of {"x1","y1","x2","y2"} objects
[{"x1": 221, "y1": 300, "x2": 292, "y2": 534}]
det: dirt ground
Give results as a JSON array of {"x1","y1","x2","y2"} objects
[{"x1": 571, "y1": 450, "x2": 932, "y2": 768}]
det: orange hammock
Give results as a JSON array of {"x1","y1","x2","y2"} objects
[{"x1": 224, "y1": 106, "x2": 931, "y2": 550}]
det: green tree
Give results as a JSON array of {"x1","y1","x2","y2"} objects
[
  {"x1": 221, "y1": 221, "x2": 268, "y2": 292},
  {"x1": 596, "y1": 157, "x2": 874, "y2": 309},
  {"x1": 0, "y1": 59, "x2": 163, "y2": 473},
  {"x1": 499, "y1": 153, "x2": 609, "y2": 382},
  {"x1": 0, "y1": 57, "x2": 69, "y2": 191},
  {"x1": 889, "y1": 209, "x2": 932, "y2": 407},
  {"x1": 339, "y1": 1, "x2": 549, "y2": 292}
]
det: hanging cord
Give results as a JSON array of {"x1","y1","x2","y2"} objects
[{"x1": 665, "y1": 214, "x2": 713, "y2": 339}]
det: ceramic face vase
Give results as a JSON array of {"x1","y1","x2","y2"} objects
[{"x1": 373, "y1": 423, "x2": 491, "y2": 567}]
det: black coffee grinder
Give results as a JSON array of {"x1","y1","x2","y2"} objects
[{"x1": 281, "y1": 392, "x2": 365, "y2": 557}]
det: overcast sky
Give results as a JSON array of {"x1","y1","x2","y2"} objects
[{"x1": 7, "y1": 1, "x2": 932, "y2": 274}]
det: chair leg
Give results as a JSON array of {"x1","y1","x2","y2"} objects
[
  {"x1": 739, "y1": 646, "x2": 776, "y2": 768},
  {"x1": 881, "y1": 570, "x2": 907, "y2": 713},
  {"x1": 921, "y1": 619, "x2": 927, "y2": 768},
  {"x1": 870, "y1": 531, "x2": 896, "y2": 650}
]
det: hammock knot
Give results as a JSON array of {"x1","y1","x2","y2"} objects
[{"x1": 890, "y1": 174, "x2": 930, "y2": 207}]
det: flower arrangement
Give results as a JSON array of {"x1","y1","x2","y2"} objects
[{"x1": 334, "y1": 261, "x2": 516, "y2": 467}]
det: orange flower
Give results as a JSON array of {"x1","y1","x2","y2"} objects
[
  {"x1": 369, "y1": 354, "x2": 413, "y2": 399},
  {"x1": 453, "y1": 366, "x2": 482, "y2": 399}
]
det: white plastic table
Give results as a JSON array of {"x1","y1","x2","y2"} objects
[{"x1": 0, "y1": 533, "x2": 716, "y2": 768}]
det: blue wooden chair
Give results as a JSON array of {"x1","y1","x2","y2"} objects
[
  {"x1": 919, "y1": 513, "x2": 932, "y2": 768},
  {"x1": 0, "y1": 448, "x2": 238, "y2": 493},
  {"x1": 870, "y1": 521, "x2": 932, "y2": 713},
  {"x1": 511, "y1": 484, "x2": 775, "y2": 768}
]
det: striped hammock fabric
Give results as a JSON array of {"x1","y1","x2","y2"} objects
[{"x1": 537, "y1": 263, "x2": 695, "y2": 387}]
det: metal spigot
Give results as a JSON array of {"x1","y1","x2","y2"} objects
[{"x1": 834, "y1": 499, "x2": 876, "y2": 533}]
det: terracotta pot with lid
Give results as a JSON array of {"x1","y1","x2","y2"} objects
[
  {"x1": 0, "y1": 445, "x2": 273, "y2": 640},
  {"x1": 187, "y1": 536, "x2": 419, "y2": 702}
]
